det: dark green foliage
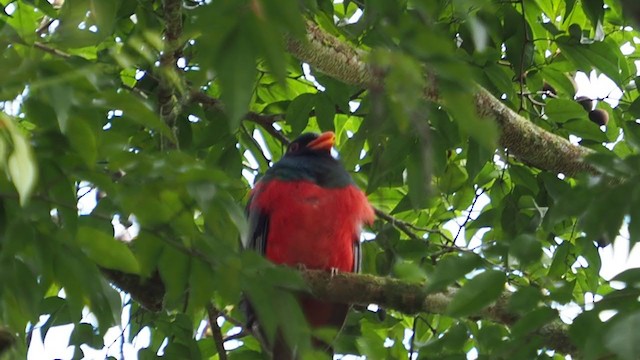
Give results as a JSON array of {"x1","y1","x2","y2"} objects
[{"x1": 0, "y1": 0, "x2": 639, "y2": 359}]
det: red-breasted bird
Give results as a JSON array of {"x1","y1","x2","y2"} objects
[{"x1": 243, "y1": 131, "x2": 374, "y2": 358}]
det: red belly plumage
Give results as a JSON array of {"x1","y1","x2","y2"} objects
[{"x1": 251, "y1": 179, "x2": 374, "y2": 271}]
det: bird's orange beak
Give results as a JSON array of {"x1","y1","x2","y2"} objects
[{"x1": 308, "y1": 131, "x2": 335, "y2": 152}]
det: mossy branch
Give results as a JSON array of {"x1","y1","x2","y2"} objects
[
  {"x1": 102, "y1": 267, "x2": 577, "y2": 357},
  {"x1": 286, "y1": 20, "x2": 598, "y2": 177}
]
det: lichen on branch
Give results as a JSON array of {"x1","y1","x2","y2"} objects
[{"x1": 286, "y1": 20, "x2": 598, "y2": 177}]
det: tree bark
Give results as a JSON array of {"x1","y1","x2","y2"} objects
[{"x1": 286, "y1": 21, "x2": 598, "y2": 177}]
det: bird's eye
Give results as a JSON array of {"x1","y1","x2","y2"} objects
[{"x1": 288, "y1": 143, "x2": 299, "y2": 153}]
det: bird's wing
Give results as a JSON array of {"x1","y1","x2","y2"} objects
[
  {"x1": 353, "y1": 237, "x2": 362, "y2": 273},
  {"x1": 244, "y1": 193, "x2": 270, "y2": 255}
]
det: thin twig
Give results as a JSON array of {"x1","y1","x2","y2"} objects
[
  {"x1": 189, "y1": 90, "x2": 290, "y2": 145},
  {"x1": 241, "y1": 124, "x2": 273, "y2": 165},
  {"x1": 206, "y1": 303, "x2": 228, "y2": 360},
  {"x1": 373, "y1": 207, "x2": 453, "y2": 243},
  {"x1": 245, "y1": 112, "x2": 290, "y2": 145},
  {"x1": 408, "y1": 315, "x2": 418, "y2": 357},
  {"x1": 453, "y1": 187, "x2": 485, "y2": 243},
  {"x1": 34, "y1": 42, "x2": 72, "y2": 59},
  {"x1": 223, "y1": 330, "x2": 250, "y2": 342}
]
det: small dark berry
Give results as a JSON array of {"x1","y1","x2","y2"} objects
[
  {"x1": 575, "y1": 96, "x2": 593, "y2": 112},
  {"x1": 588, "y1": 109, "x2": 609, "y2": 126}
]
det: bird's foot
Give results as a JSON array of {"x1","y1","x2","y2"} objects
[
  {"x1": 295, "y1": 263, "x2": 308, "y2": 271},
  {"x1": 330, "y1": 267, "x2": 340, "y2": 277}
]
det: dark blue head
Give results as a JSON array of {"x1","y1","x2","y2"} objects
[{"x1": 265, "y1": 131, "x2": 353, "y2": 188}]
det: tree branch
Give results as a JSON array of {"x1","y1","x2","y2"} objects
[
  {"x1": 102, "y1": 266, "x2": 576, "y2": 356},
  {"x1": 303, "y1": 270, "x2": 576, "y2": 356},
  {"x1": 158, "y1": 0, "x2": 185, "y2": 148},
  {"x1": 206, "y1": 303, "x2": 228, "y2": 360},
  {"x1": 189, "y1": 90, "x2": 290, "y2": 145},
  {"x1": 101, "y1": 269, "x2": 164, "y2": 312},
  {"x1": 285, "y1": 20, "x2": 598, "y2": 177},
  {"x1": 34, "y1": 42, "x2": 72, "y2": 59},
  {"x1": 0, "y1": 327, "x2": 15, "y2": 357}
]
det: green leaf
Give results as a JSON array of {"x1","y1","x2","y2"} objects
[
  {"x1": 557, "y1": 38, "x2": 625, "y2": 84},
  {"x1": 286, "y1": 93, "x2": 315, "y2": 136},
  {"x1": 442, "y1": 90, "x2": 498, "y2": 150},
  {"x1": 509, "y1": 233, "x2": 542, "y2": 266},
  {"x1": 406, "y1": 148, "x2": 430, "y2": 209},
  {"x1": 438, "y1": 163, "x2": 469, "y2": 194},
  {"x1": 548, "y1": 242, "x2": 572, "y2": 277},
  {"x1": 315, "y1": 93, "x2": 336, "y2": 131},
  {"x1": 582, "y1": 0, "x2": 604, "y2": 31},
  {"x1": 76, "y1": 226, "x2": 140, "y2": 274},
  {"x1": 133, "y1": 233, "x2": 165, "y2": 278},
  {"x1": 628, "y1": 97, "x2": 640, "y2": 118},
  {"x1": 4, "y1": 1, "x2": 39, "y2": 44},
  {"x1": 466, "y1": 138, "x2": 492, "y2": 183},
  {"x1": 215, "y1": 27, "x2": 258, "y2": 130},
  {"x1": 69, "y1": 323, "x2": 103, "y2": 349},
  {"x1": 604, "y1": 312, "x2": 640, "y2": 360},
  {"x1": 186, "y1": 258, "x2": 216, "y2": 313},
  {"x1": 393, "y1": 260, "x2": 427, "y2": 283},
  {"x1": 158, "y1": 247, "x2": 190, "y2": 309},
  {"x1": 427, "y1": 253, "x2": 483, "y2": 293},
  {"x1": 65, "y1": 117, "x2": 97, "y2": 167},
  {"x1": 447, "y1": 270, "x2": 506, "y2": 317},
  {"x1": 545, "y1": 99, "x2": 588, "y2": 123},
  {"x1": 510, "y1": 307, "x2": 557, "y2": 337},
  {"x1": 101, "y1": 92, "x2": 176, "y2": 142},
  {"x1": 611, "y1": 268, "x2": 640, "y2": 287},
  {"x1": 508, "y1": 286, "x2": 542, "y2": 313},
  {"x1": 3, "y1": 115, "x2": 38, "y2": 206}
]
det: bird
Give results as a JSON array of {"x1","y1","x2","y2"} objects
[{"x1": 243, "y1": 131, "x2": 375, "y2": 359}]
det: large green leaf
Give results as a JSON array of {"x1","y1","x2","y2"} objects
[
  {"x1": 545, "y1": 99, "x2": 588, "y2": 123},
  {"x1": 1, "y1": 115, "x2": 38, "y2": 206},
  {"x1": 447, "y1": 270, "x2": 506, "y2": 317},
  {"x1": 76, "y1": 226, "x2": 140, "y2": 274},
  {"x1": 426, "y1": 253, "x2": 484, "y2": 293},
  {"x1": 604, "y1": 312, "x2": 640, "y2": 360},
  {"x1": 215, "y1": 26, "x2": 258, "y2": 130},
  {"x1": 286, "y1": 93, "x2": 315, "y2": 136}
]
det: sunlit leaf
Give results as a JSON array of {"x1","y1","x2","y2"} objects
[{"x1": 76, "y1": 226, "x2": 140, "y2": 274}]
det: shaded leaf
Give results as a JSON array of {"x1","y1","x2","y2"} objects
[{"x1": 446, "y1": 270, "x2": 506, "y2": 317}]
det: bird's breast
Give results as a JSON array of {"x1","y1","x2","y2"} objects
[{"x1": 251, "y1": 179, "x2": 374, "y2": 271}]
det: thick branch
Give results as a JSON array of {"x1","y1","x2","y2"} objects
[
  {"x1": 304, "y1": 270, "x2": 575, "y2": 356},
  {"x1": 286, "y1": 21, "x2": 598, "y2": 177},
  {"x1": 101, "y1": 269, "x2": 164, "y2": 312},
  {"x1": 103, "y1": 266, "x2": 576, "y2": 356},
  {"x1": 0, "y1": 328, "x2": 15, "y2": 357}
]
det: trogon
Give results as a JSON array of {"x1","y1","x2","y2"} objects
[{"x1": 243, "y1": 131, "x2": 374, "y2": 358}]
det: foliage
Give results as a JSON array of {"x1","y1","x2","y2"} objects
[{"x1": 0, "y1": 0, "x2": 640, "y2": 359}]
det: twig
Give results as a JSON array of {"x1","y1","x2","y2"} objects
[
  {"x1": 189, "y1": 90, "x2": 290, "y2": 145},
  {"x1": 34, "y1": 42, "x2": 72, "y2": 59},
  {"x1": 206, "y1": 303, "x2": 228, "y2": 360},
  {"x1": 453, "y1": 187, "x2": 485, "y2": 243},
  {"x1": 408, "y1": 315, "x2": 418, "y2": 357},
  {"x1": 223, "y1": 330, "x2": 249, "y2": 342},
  {"x1": 241, "y1": 124, "x2": 274, "y2": 165},
  {"x1": 245, "y1": 112, "x2": 290, "y2": 145},
  {"x1": 373, "y1": 207, "x2": 453, "y2": 243}
]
